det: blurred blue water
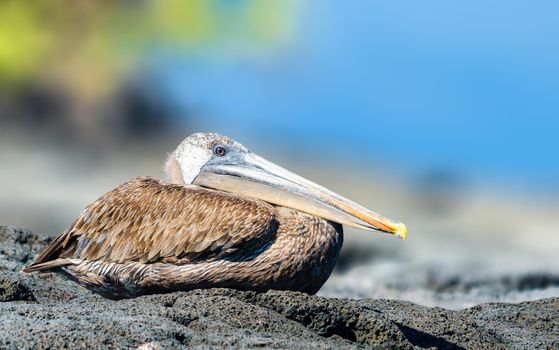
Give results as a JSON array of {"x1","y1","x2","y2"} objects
[{"x1": 149, "y1": 1, "x2": 559, "y2": 190}]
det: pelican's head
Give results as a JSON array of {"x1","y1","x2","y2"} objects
[{"x1": 165, "y1": 132, "x2": 407, "y2": 239}]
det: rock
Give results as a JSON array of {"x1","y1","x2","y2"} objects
[
  {"x1": 0, "y1": 226, "x2": 558, "y2": 349},
  {"x1": 0, "y1": 273, "x2": 35, "y2": 302},
  {"x1": 0, "y1": 226, "x2": 49, "y2": 266}
]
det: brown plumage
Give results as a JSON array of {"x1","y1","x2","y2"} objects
[
  {"x1": 24, "y1": 133, "x2": 405, "y2": 299},
  {"x1": 25, "y1": 177, "x2": 342, "y2": 298}
]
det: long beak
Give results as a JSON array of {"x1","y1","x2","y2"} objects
[{"x1": 194, "y1": 153, "x2": 407, "y2": 239}]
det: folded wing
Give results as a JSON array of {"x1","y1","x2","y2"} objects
[{"x1": 24, "y1": 177, "x2": 277, "y2": 272}]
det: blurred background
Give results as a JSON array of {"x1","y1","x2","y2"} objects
[{"x1": 1, "y1": 0, "x2": 558, "y2": 308}]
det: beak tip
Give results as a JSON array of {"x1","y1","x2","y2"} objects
[{"x1": 394, "y1": 222, "x2": 407, "y2": 240}]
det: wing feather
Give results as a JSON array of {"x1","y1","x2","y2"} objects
[{"x1": 26, "y1": 177, "x2": 277, "y2": 271}]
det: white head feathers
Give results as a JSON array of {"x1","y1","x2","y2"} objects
[{"x1": 164, "y1": 132, "x2": 247, "y2": 185}]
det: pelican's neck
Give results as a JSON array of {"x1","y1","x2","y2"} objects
[{"x1": 164, "y1": 155, "x2": 185, "y2": 185}]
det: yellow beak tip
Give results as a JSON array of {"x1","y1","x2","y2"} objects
[{"x1": 394, "y1": 222, "x2": 407, "y2": 240}]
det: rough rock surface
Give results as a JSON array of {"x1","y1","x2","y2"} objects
[{"x1": 1, "y1": 226, "x2": 557, "y2": 349}]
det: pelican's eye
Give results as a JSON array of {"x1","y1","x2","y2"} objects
[{"x1": 213, "y1": 146, "x2": 227, "y2": 157}]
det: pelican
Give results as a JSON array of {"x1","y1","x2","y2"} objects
[{"x1": 24, "y1": 132, "x2": 407, "y2": 299}]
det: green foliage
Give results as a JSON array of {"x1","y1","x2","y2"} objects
[{"x1": 0, "y1": 0, "x2": 296, "y2": 90}]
